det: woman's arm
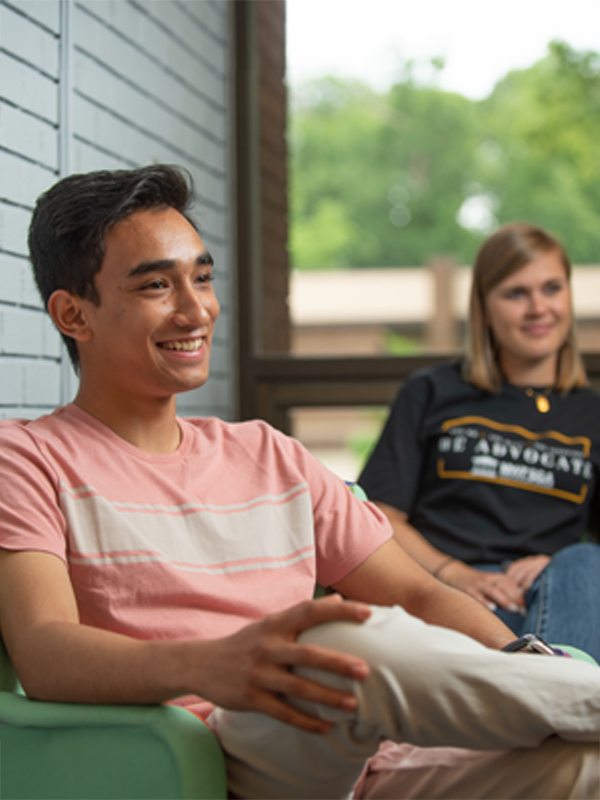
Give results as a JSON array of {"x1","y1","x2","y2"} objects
[{"x1": 375, "y1": 501, "x2": 527, "y2": 613}]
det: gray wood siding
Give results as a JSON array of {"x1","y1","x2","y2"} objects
[{"x1": 0, "y1": 0, "x2": 235, "y2": 420}]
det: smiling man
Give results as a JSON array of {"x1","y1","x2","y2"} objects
[
  {"x1": 0, "y1": 166, "x2": 598, "y2": 800},
  {"x1": 48, "y1": 204, "x2": 220, "y2": 452}
]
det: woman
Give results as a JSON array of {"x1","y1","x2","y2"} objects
[{"x1": 359, "y1": 222, "x2": 600, "y2": 661}]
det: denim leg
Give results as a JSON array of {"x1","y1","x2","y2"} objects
[{"x1": 524, "y1": 542, "x2": 600, "y2": 663}]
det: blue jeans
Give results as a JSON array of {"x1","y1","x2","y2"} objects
[{"x1": 475, "y1": 542, "x2": 600, "y2": 664}]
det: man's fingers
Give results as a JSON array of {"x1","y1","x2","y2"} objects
[
  {"x1": 262, "y1": 600, "x2": 372, "y2": 681},
  {"x1": 242, "y1": 645, "x2": 365, "y2": 733},
  {"x1": 276, "y1": 639, "x2": 369, "y2": 680},
  {"x1": 206, "y1": 597, "x2": 373, "y2": 731},
  {"x1": 255, "y1": 691, "x2": 334, "y2": 734},
  {"x1": 278, "y1": 595, "x2": 372, "y2": 635},
  {"x1": 258, "y1": 662, "x2": 360, "y2": 710},
  {"x1": 248, "y1": 652, "x2": 363, "y2": 724}
]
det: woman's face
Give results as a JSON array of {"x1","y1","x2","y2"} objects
[{"x1": 484, "y1": 249, "x2": 572, "y2": 382}]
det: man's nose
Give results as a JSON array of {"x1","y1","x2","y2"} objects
[{"x1": 172, "y1": 283, "x2": 212, "y2": 326}]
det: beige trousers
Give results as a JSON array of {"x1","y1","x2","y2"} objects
[{"x1": 209, "y1": 605, "x2": 600, "y2": 799}]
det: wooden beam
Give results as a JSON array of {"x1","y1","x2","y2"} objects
[{"x1": 246, "y1": 353, "x2": 600, "y2": 433}]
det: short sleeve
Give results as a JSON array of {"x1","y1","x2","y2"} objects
[
  {"x1": 0, "y1": 421, "x2": 67, "y2": 561},
  {"x1": 358, "y1": 372, "x2": 433, "y2": 512},
  {"x1": 272, "y1": 432, "x2": 393, "y2": 587}
]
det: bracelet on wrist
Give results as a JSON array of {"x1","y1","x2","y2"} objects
[{"x1": 433, "y1": 556, "x2": 456, "y2": 579}]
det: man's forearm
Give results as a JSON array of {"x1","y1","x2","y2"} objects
[
  {"x1": 15, "y1": 620, "x2": 196, "y2": 705},
  {"x1": 415, "y1": 580, "x2": 515, "y2": 650},
  {"x1": 333, "y1": 538, "x2": 515, "y2": 651}
]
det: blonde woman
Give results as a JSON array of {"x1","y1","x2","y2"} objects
[{"x1": 359, "y1": 222, "x2": 600, "y2": 661}]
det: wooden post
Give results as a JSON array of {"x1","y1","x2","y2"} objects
[{"x1": 425, "y1": 257, "x2": 458, "y2": 352}]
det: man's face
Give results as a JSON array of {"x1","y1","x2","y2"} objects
[{"x1": 77, "y1": 206, "x2": 220, "y2": 402}]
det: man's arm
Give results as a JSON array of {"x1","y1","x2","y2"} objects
[
  {"x1": 0, "y1": 549, "x2": 372, "y2": 734},
  {"x1": 375, "y1": 501, "x2": 527, "y2": 614},
  {"x1": 332, "y1": 536, "x2": 516, "y2": 650}
]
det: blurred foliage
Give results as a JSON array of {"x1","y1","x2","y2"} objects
[
  {"x1": 347, "y1": 409, "x2": 388, "y2": 473},
  {"x1": 289, "y1": 41, "x2": 600, "y2": 270},
  {"x1": 383, "y1": 330, "x2": 422, "y2": 355},
  {"x1": 348, "y1": 431, "x2": 380, "y2": 475}
]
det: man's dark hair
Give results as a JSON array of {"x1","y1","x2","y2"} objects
[{"x1": 28, "y1": 164, "x2": 197, "y2": 370}]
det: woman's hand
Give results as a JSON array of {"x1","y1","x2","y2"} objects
[
  {"x1": 438, "y1": 560, "x2": 526, "y2": 614},
  {"x1": 504, "y1": 554, "x2": 550, "y2": 592}
]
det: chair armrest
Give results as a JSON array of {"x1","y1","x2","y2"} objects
[{"x1": 0, "y1": 693, "x2": 227, "y2": 799}]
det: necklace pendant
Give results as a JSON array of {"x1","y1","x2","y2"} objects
[{"x1": 535, "y1": 395, "x2": 550, "y2": 413}]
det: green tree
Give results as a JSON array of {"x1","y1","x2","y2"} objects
[
  {"x1": 379, "y1": 76, "x2": 482, "y2": 265},
  {"x1": 290, "y1": 71, "x2": 483, "y2": 269},
  {"x1": 289, "y1": 43, "x2": 600, "y2": 271},
  {"x1": 290, "y1": 78, "x2": 391, "y2": 268},
  {"x1": 478, "y1": 41, "x2": 600, "y2": 263}
]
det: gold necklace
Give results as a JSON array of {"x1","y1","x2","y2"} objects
[{"x1": 524, "y1": 387, "x2": 552, "y2": 413}]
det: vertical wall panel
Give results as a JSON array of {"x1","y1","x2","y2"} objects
[
  {"x1": 0, "y1": 0, "x2": 235, "y2": 420},
  {"x1": 257, "y1": 0, "x2": 289, "y2": 355}
]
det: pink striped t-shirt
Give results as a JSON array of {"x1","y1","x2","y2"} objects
[{"x1": 0, "y1": 405, "x2": 391, "y2": 715}]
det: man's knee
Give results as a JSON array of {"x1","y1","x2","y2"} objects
[
  {"x1": 298, "y1": 605, "x2": 434, "y2": 673},
  {"x1": 295, "y1": 603, "x2": 487, "y2": 704},
  {"x1": 293, "y1": 605, "x2": 428, "y2": 708},
  {"x1": 298, "y1": 604, "x2": 484, "y2": 665}
]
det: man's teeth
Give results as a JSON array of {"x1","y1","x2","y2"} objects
[{"x1": 160, "y1": 339, "x2": 202, "y2": 351}]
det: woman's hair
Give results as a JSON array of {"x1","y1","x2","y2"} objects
[{"x1": 462, "y1": 221, "x2": 587, "y2": 392}]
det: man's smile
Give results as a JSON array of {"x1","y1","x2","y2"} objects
[{"x1": 157, "y1": 337, "x2": 205, "y2": 352}]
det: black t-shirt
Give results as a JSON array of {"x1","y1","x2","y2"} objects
[{"x1": 358, "y1": 362, "x2": 600, "y2": 564}]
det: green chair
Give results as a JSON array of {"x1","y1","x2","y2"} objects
[{"x1": 0, "y1": 635, "x2": 227, "y2": 800}]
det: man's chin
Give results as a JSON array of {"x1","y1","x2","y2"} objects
[{"x1": 172, "y1": 370, "x2": 211, "y2": 395}]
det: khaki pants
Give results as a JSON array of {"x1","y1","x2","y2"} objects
[{"x1": 209, "y1": 605, "x2": 600, "y2": 799}]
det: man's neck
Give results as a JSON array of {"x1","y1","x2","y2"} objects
[{"x1": 73, "y1": 387, "x2": 181, "y2": 455}]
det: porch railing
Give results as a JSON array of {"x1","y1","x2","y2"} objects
[{"x1": 243, "y1": 353, "x2": 600, "y2": 434}]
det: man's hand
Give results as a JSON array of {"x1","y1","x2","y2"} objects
[
  {"x1": 193, "y1": 594, "x2": 372, "y2": 734},
  {"x1": 439, "y1": 560, "x2": 526, "y2": 613}
]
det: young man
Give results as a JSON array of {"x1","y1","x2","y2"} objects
[{"x1": 0, "y1": 166, "x2": 598, "y2": 799}]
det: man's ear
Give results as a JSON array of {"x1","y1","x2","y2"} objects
[{"x1": 47, "y1": 290, "x2": 93, "y2": 342}]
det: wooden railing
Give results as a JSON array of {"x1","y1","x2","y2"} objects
[{"x1": 243, "y1": 353, "x2": 600, "y2": 433}]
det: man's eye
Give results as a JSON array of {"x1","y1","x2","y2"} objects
[
  {"x1": 142, "y1": 279, "x2": 166, "y2": 290},
  {"x1": 196, "y1": 272, "x2": 214, "y2": 284}
]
